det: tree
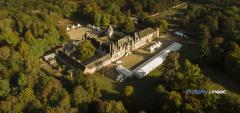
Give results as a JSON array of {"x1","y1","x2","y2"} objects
[
  {"x1": 73, "y1": 85, "x2": 90, "y2": 112},
  {"x1": 110, "y1": 16, "x2": 118, "y2": 26},
  {"x1": 59, "y1": 29, "x2": 70, "y2": 42},
  {"x1": 0, "y1": 46, "x2": 11, "y2": 60},
  {"x1": 161, "y1": 91, "x2": 182, "y2": 113},
  {"x1": 127, "y1": 10, "x2": 131, "y2": 17},
  {"x1": 72, "y1": 75, "x2": 101, "y2": 112},
  {"x1": 182, "y1": 15, "x2": 190, "y2": 28},
  {"x1": 18, "y1": 41, "x2": 30, "y2": 56},
  {"x1": 123, "y1": 85, "x2": 134, "y2": 97},
  {"x1": 219, "y1": 16, "x2": 235, "y2": 40},
  {"x1": 161, "y1": 52, "x2": 181, "y2": 90},
  {"x1": 25, "y1": 99, "x2": 44, "y2": 113},
  {"x1": 211, "y1": 37, "x2": 224, "y2": 50},
  {"x1": 38, "y1": 77, "x2": 62, "y2": 100},
  {"x1": 156, "y1": 84, "x2": 166, "y2": 94},
  {"x1": 101, "y1": 14, "x2": 110, "y2": 27},
  {"x1": 205, "y1": 16, "x2": 219, "y2": 35},
  {"x1": 133, "y1": 2, "x2": 143, "y2": 16},
  {"x1": 73, "y1": 69, "x2": 85, "y2": 85},
  {"x1": 159, "y1": 19, "x2": 168, "y2": 33},
  {"x1": 217, "y1": 95, "x2": 240, "y2": 113},
  {"x1": 0, "y1": 19, "x2": 19, "y2": 46},
  {"x1": 97, "y1": 100, "x2": 128, "y2": 113},
  {"x1": 0, "y1": 79, "x2": 10, "y2": 98},
  {"x1": 17, "y1": 73, "x2": 27, "y2": 87},
  {"x1": 77, "y1": 40, "x2": 96, "y2": 61},
  {"x1": 209, "y1": 37, "x2": 225, "y2": 69},
  {"x1": 120, "y1": 18, "x2": 135, "y2": 34},
  {"x1": 224, "y1": 42, "x2": 240, "y2": 80},
  {"x1": 183, "y1": 95, "x2": 204, "y2": 113},
  {"x1": 163, "y1": 51, "x2": 180, "y2": 75},
  {"x1": 138, "y1": 111, "x2": 146, "y2": 113},
  {"x1": 0, "y1": 87, "x2": 35, "y2": 113},
  {"x1": 58, "y1": 89, "x2": 71, "y2": 109},
  {"x1": 199, "y1": 24, "x2": 211, "y2": 57},
  {"x1": 36, "y1": 76, "x2": 71, "y2": 108},
  {"x1": 168, "y1": 91, "x2": 182, "y2": 108},
  {"x1": 182, "y1": 59, "x2": 205, "y2": 89},
  {"x1": 183, "y1": 60, "x2": 201, "y2": 78},
  {"x1": 45, "y1": 107, "x2": 66, "y2": 113},
  {"x1": 82, "y1": 76, "x2": 101, "y2": 100},
  {"x1": 94, "y1": 13, "x2": 101, "y2": 26}
]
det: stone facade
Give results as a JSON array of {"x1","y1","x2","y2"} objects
[
  {"x1": 133, "y1": 27, "x2": 160, "y2": 50},
  {"x1": 109, "y1": 27, "x2": 159, "y2": 61},
  {"x1": 110, "y1": 36, "x2": 133, "y2": 60}
]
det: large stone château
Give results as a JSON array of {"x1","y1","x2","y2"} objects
[{"x1": 56, "y1": 25, "x2": 160, "y2": 74}]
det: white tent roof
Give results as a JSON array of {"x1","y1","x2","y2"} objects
[
  {"x1": 44, "y1": 53, "x2": 56, "y2": 61},
  {"x1": 71, "y1": 25, "x2": 76, "y2": 29},
  {"x1": 133, "y1": 42, "x2": 182, "y2": 78},
  {"x1": 135, "y1": 56, "x2": 164, "y2": 78},
  {"x1": 66, "y1": 27, "x2": 70, "y2": 31},
  {"x1": 77, "y1": 24, "x2": 82, "y2": 27}
]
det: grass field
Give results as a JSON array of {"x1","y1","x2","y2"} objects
[
  {"x1": 91, "y1": 73, "x2": 121, "y2": 100},
  {"x1": 95, "y1": 66, "x2": 163, "y2": 112}
]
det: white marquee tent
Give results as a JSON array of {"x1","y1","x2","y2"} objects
[
  {"x1": 66, "y1": 27, "x2": 70, "y2": 31},
  {"x1": 133, "y1": 42, "x2": 182, "y2": 78},
  {"x1": 71, "y1": 25, "x2": 76, "y2": 29},
  {"x1": 149, "y1": 41, "x2": 162, "y2": 53},
  {"x1": 77, "y1": 24, "x2": 82, "y2": 28}
]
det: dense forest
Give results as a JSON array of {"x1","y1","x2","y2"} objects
[
  {"x1": 188, "y1": 0, "x2": 240, "y2": 7},
  {"x1": 156, "y1": 52, "x2": 240, "y2": 113},
  {"x1": 0, "y1": 0, "x2": 240, "y2": 113},
  {"x1": 182, "y1": 1, "x2": 240, "y2": 81},
  {"x1": 76, "y1": 0, "x2": 179, "y2": 33}
]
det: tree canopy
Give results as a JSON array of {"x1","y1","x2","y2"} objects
[{"x1": 77, "y1": 40, "x2": 96, "y2": 61}]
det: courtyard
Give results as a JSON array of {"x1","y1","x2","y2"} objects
[
  {"x1": 67, "y1": 27, "x2": 92, "y2": 40},
  {"x1": 117, "y1": 33, "x2": 179, "y2": 70}
]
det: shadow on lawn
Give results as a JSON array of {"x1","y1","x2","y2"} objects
[
  {"x1": 116, "y1": 76, "x2": 161, "y2": 113},
  {"x1": 133, "y1": 51, "x2": 149, "y2": 58},
  {"x1": 200, "y1": 65, "x2": 240, "y2": 94},
  {"x1": 100, "y1": 90, "x2": 122, "y2": 100}
]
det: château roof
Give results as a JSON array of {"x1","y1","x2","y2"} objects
[
  {"x1": 138, "y1": 27, "x2": 156, "y2": 38},
  {"x1": 85, "y1": 54, "x2": 111, "y2": 68}
]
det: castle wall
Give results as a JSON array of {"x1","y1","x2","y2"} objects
[
  {"x1": 134, "y1": 33, "x2": 154, "y2": 50},
  {"x1": 83, "y1": 54, "x2": 112, "y2": 74},
  {"x1": 84, "y1": 67, "x2": 96, "y2": 74}
]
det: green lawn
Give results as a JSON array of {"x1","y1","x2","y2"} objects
[
  {"x1": 126, "y1": 68, "x2": 163, "y2": 112},
  {"x1": 96, "y1": 66, "x2": 163, "y2": 112},
  {"x1": 95, "y1": 75, "x2": 119, "y2": 94},
  {"x1": 93, "y1": 74, "x2": 121, "y2": 100}
]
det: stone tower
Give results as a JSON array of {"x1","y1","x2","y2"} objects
[{"x1": 106, "y1": 25, "x2": 114, "y2": 38}]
